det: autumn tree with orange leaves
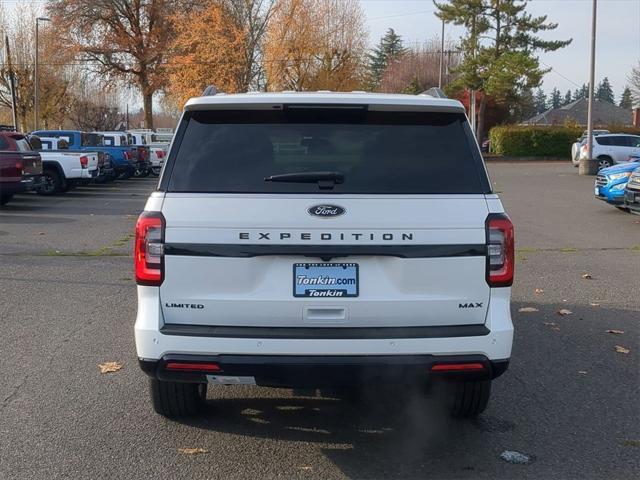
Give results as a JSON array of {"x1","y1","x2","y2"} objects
[
  {"x1": 166, "y1": 2, "x2": 245, "y2": 107},
  {"x1": 264, "y1": 0, "x2": 368, "y2": 92}
]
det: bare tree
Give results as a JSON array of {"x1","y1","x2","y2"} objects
[
  {"x1": 0, "y1": 7, "x2": 72, "y2": 131},
  {"x1": 379, "y1": 39, "x2": 461, "y2": 94},
  {"x1": 630, "y1": 61, "x2": 640, "y2": 107},
  {"x1": 221, "y1": 0, "x2": 276, "y2": 91}
]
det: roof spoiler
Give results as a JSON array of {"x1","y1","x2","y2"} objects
[
  {"x1": 421, "y1": 87, "x2": 447, "y2": 99},
  {"x1": 202, "y1": 85, "x2": 219, "y2": 96}
]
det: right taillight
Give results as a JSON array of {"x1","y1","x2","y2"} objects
[
  {"x1": 135, "y1": 212, "x2": 165, "y2": 286},
  {"x1": 486, "y1": 213, "x2": 514, "y2": 287}
]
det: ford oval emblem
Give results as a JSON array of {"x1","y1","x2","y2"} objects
[{"x1": 308, "y1": 204, "x2": 346, "y2": 218}]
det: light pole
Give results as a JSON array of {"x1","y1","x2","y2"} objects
[
  {"x1": 439, "y1": 19, "x2": 445, "y2": 89},
  {"x1": 580, "y1": 0, "x2": 597, "y2": 175},
  {"x1": 34, "y1": 16, "x2": 51, "y2": 131}
]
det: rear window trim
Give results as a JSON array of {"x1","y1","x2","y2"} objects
[{"x1": 158, "y1": 108, "x2": 492, "y2": 194}]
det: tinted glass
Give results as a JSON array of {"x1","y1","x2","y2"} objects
[
  {"x1": 595, "y1": 136, "x2": 610, "y2": 145},
  {"x1": 0, "y1": 136, "x2": 8, "y2": 149},
  {"x1": 82, "y1": 133, "x2": 102, "y2": 147},
  {"x1": 15, "y1": 137, "x2": 32, "y2": 152},
  {"x1": 167, "y1": 109, "x2": 489, "y2": 194},
  {"x1": 625, "y1": 136, "x2": 640, "y2": 147}
]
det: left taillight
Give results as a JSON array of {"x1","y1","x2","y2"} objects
[
  {"x1": 135, "y1": 212, "x2": 165, "y2": 286},
  {"x1": 486, "y1": 213, "x2": 514, "y2": 287},
  {"x1": 79, "y1": 155, "x2": 88, "y2": 168}
]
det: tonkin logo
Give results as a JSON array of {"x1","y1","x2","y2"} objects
[{"x1": 308, "y1": 204, "x2": 346, "y2": 218}]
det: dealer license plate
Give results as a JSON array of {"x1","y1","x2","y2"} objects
[{"x1": 293, "y1": 263, "x2": 359, "y2": 298}]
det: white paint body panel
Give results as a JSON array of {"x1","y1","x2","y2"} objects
[{"x1": 39, "y1": 150, "x2": 99, "y2": 179}]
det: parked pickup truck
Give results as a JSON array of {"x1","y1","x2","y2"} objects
[
  {"x1": 0, "y1": 129, "x2": 43, "y2": 206},
  {"x1": 128, "y1": 130, "x2": 168, "y2": 176},
  {"x1": 98, "y1": 131, "x2": 150, "y2": 177},
  {"x1": 32, "y1": 130, "x2": 138, "y2": 178},
  {"x1": 39, "y1": 137, "x2": 115, "y2": 183},
  {"x1": 28, "y1": 135, "x2": 99, "y2": 195}
]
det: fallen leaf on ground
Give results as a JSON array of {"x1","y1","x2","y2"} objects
[
  {"x1": 299, "y1": 466, "x2": 313, "y2": 471},
  {"x1": 98, "y1": 362, "x2": 123, "y2": 373},
  {"x1": 518, "y1": 307, "x2": 539, "y2": 313},
  {"x1": 581, "y1": 273, "x2": 593, "y2": 279},
  {"x1": 578, "y1": 371, "x2": 587, "y2": 375},
  {"x1": 589, "y1": 303, "x2": 600, "y2": 307},
  {"x1": 557, "y1": 309, "x2": 572, "y2": 316},
  {"x1": 614, "y1": 346, "x2": 630, "y2": 354},
  {"x1": 534, "y1": 288, "x2": 544, "y2": 294},
  {"x1": 37, "y1": 232, "x2": 45, "y2": 235},
  {"x1": 606, "y1": 329, "x2": 624, "y2": 335},
  {"x1": 178, "y1": 448, "x2": 208, "y2": 455},
  {"x1": 544, "y1": 322, "x2": 560, "y2": 331},
  {"x1": 622, "y1": 439, "x2": 640, "y2": 447}
]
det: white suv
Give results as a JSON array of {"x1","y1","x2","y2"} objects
[
  {"x1": 580, "y1": 134, "x2": 640, "y2": 169},
  {"x1": 134, "y1": 91, "x2": 514, "y2": 419}
]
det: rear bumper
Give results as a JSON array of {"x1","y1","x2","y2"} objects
[
  {"x1": 3, "y1": 175, "x2": 43, "y2": 194},
  {"x1": 138, "y1": 354, "x2": 509, "y2": 387},
  {"x1": 135, "y1": 286, "x2": 514, "y2": 372}
]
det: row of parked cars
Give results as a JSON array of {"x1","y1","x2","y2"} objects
[
  {"x1": 0, "y1": 127, "x2": 172, "y2": 206},
  {"x1": 569, "y1": 130, "x2": 640, "y2": 214}
]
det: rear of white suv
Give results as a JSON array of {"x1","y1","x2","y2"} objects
[{"x1": 134, "y1": 92, "x2": 514, "y2": 418}]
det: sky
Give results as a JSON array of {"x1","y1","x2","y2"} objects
[{"x1": 361, "y1": 0, "x2": 640, "y2": 101}]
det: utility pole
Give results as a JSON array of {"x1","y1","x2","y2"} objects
[
  {"x1": 439, "y1": 19, "x2": 445, "y2": 89},
  {"x1": 469, "y1": 14, "x2": 477, "y2": 136},
  {"x1": 580, "y1": 0, "x2": 597, "y2": 175},
  {"x1": 5, "y1": 35, "x2": 18, "y2": 130},
  {"x1": 34, "y1": 17, "x2": 51, "y2": 131}
]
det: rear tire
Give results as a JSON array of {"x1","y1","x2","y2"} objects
[
  {"x1": 149, "y1": 379, "x2": 207, "y2": 418},
  {"x1": 0, "y1": 194, "x2": 13, "y2": 206},
  {"x1": 39, "y1": 168, "x2": 64, "y2": 195},
  {"x1": 597, "y1": 156, "x2": 613, "y2": 170},
  {"x1": 450, "y1": 379, "x2": 491, "y2": 418}
]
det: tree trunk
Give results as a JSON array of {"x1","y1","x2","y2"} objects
[
  {"x1": 143, "y1": 91, "x2": 154, "y2": 130},
  {"x1": 476, "y1": 93, "x2": 488, "y2": 143}
]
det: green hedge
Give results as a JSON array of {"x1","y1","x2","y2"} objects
[
  {"x1": 489, "y1": 125, "x2": 640, "y2": 157},
  {"x1": 488, "y1": 126, "x2": 582, "y2": 157}
]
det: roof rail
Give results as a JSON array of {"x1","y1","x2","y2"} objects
[
  {"x1": 202, "y1": 85, "x2": 219, "y2": 96},
  {"x1": 421, "y1": 87, "x2": 447, "y2": 99},
  {"x1": 0, "y1": 125, "x2": 16, "y2": 132}
]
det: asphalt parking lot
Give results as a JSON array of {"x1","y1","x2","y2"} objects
[{"x1": 0, "y1": 163, "x2": 638, "y2": 480}]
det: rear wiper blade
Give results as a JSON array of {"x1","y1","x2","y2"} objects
[{"x1": 264, "y1": 171, "x2": 344, "y2": 190}]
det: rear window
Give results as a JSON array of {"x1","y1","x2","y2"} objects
[
  {"x1": 82, "y1": 133, "x2": 102, "y2": 147},
  {"x1": 14, "y1": 137, "x2": 32, "y2": 152},
  {"x1": 165, "y1": 108, "x2": 489, "y2": 194}
]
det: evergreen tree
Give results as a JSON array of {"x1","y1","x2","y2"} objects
[
  {"x1": 595, "y1": 77, "x2": 614, "y2": 103},
  {"x1": 435, "y1": 0, "x2": 571, "y2": 140},
  {"x1": 511, "y1": 88, "x2": 537, "y2": 121},
  {"x1": 619, "y1": 86, "x2": 633, "y2": 109},
  {"x1": 550, "y1": 87, "x2": 562, "y2": 109},
  {"x1": 575, "y1": 83, "x2": 588, "y2": 100},
  {"x1": 563, "y1": 89, "x2": 572, "y2": 105},
  {"x1": 534, "y1": 88, "x2": 548, "y2": 113},
  {"x1": 366, "y1": 28, "x2": 406, "y2": 90},
  {"x1": 573, "y1": 88, "x2": 581, "y2": 101}
]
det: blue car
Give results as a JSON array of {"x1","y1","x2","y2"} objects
[{"x1": 595, "y1": 160, "x2": 640, "y2": 207}]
